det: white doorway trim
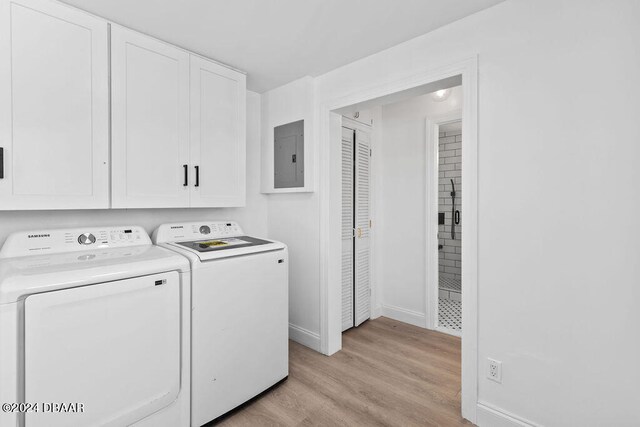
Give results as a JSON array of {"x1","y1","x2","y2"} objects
[
  {"x1": 318, "y1": 56, "x2": 479, "y2": 423},
  {"x1": 425, "y1": 111, "x2": 462, "y2": 333}
]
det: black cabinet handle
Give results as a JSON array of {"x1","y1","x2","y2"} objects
[
  {"x1": 0, "y1": 147, "x2": 3, "y2": 179},
  {"x1": 194, "y1": 165, "x2": 199, "y2": 187},
  {"x1": 183, "y1": 164, "x2": 188, "y2": 186},
  {"x1": 455, "y1": 210, "x2": 460, "y2": 225}
]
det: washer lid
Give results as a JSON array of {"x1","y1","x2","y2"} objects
[
  {"x1": 167, "y1": 236, "x2": 286, "y2": 261},
  {"x1": 176, "y1": 236, "x2": 271, "y2": 253},
  {"x1": 0, "y1": 245, "x2": 189, "y2": 304},
  {"x1": 154, "y1": 221, "x2": 286, "y2": 261}
]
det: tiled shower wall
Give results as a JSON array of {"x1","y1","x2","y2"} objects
[{"x1": 438, "y1": 126, "x2": 462, "y2": 282}]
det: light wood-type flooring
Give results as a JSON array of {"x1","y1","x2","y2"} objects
[{"x1": 215, "y1": 316, "x2": 471, "y2": 426}]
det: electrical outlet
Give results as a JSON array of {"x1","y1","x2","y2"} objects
[{"x1": 487, "y1": 358, "x2": 502, "y2": 383}]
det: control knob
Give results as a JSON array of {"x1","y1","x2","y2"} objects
[
  {"x1": 78, "y1": 233, "x2": 96, "y2": 245},
  {"x1": 199, "y1": 225, "x2": 211, "y2": 235}
]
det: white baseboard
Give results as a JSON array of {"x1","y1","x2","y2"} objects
[
  {"x1": 381, "y1": 304, "x2": 426, "y2": 328},
  {"x1": 371, "y1": 304, "x2": 383, "y2": 319},
  {"x1": 289, "y1": 323, "x2": 321, "y2": 352},
  {"x1": 477, "y1": 402, "x2": 537, "y2": 427}
]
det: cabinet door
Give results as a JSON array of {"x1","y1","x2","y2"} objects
[
  {"x1": 111, "y1": 26, "x2": 190, "y2": 208},
  {"x1": 190, "y1": 55, "x2": 246, "y2": 207},
  {"x1": 0, "y1": 0, "x2": 109, "y2": 210}
]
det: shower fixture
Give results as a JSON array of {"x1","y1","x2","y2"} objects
[{"x1": 450, "y1": 179, "x2": 456, "y2": 240}]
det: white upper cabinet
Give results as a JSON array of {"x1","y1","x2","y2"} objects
[
  {"x1": 0, "y1": 0, "x2": 245, "y2": 210},
  {"x1": 190, "y1": 55, "x2": 246, "y2": 207},
  {"x1": 111, "y1": 29, "x2": 246, "y2": 209},
  {"x1": 110, "y1": 26, "x2": 191, "y2": 209},
  {"x1": 0, "y1": 0, "x2": 109, "y2": 210}
]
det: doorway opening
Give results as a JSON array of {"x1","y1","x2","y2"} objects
[
  {"x1": 320, "y1": 58, "x2": 478, "y2": 422},
  {"x1": 436, "y1": 119, "x2": 462, "y2": 336}
]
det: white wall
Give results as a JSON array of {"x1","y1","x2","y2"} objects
[
  {"x1": 376, "y1": 88, "x2": 462, "y2": 325},
  {"x1": 261, "y1": 77, "x2": 321, "y2": 350},
  {"x1": 310, "y1": 0, "x2": 640, "y2": 425},
  {"x1": 0, "y1": 91, "x2": 267, "y2": 244}
]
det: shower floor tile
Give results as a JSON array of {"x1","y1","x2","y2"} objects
[
  {"x1": 438, "y1": 297, "x2": 462, "y2": 331},
  {"x1": 439, "y1": 276, "x2": 461, "y2": 292}
]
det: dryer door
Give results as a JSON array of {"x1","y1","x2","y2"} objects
[{"x1": 23, "y1": 272, "x2": 181, "y2": 427}]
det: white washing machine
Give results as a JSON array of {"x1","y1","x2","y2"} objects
[
  {"x1": 0, "y1": 226, "x2": 191, "y2": 427},
  {"x1": 153, "y1": 221, "x2": 288, "y2": 426}
]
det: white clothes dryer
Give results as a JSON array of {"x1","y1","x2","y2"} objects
[{"x1": 0, "y1": 226, "x2": 191, "y2": 427}]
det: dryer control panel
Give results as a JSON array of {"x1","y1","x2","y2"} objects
[
  {"x1": 0, "y1": 226, "x2": 151, "y2": 258},
  {"x1": 153, "y1": 221, "x2": 244, "y2": 243}
]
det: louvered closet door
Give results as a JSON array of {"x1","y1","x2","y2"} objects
[
  {"x1": 341, "y1": 127, "x2": 354, "y2": 331},
  {"x1": 354, "y1": 129, "x2": 371, "y2": 326}
]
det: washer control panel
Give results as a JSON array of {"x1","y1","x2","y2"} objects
[
  {"x1": 153, "y1": 221, "x2": 244, "y2": 243},
  {"x1": 0, "y1": 226, "x2": 151, "y2": 258}
]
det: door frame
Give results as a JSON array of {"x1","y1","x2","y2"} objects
[
  {"x1": 318, "y1": 56, "x2": 479, "y2": 423},
  {"x1": 425, "y1": 112, "x2": 462, "y2": 333}
]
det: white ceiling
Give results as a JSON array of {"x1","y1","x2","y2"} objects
[{"x1": 60, "y1": 0, "x2": 505, "y2": 92}]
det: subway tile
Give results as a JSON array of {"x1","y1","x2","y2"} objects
[{"x1": 444, "y1": 156, "x2": 459, "y2": 164}]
